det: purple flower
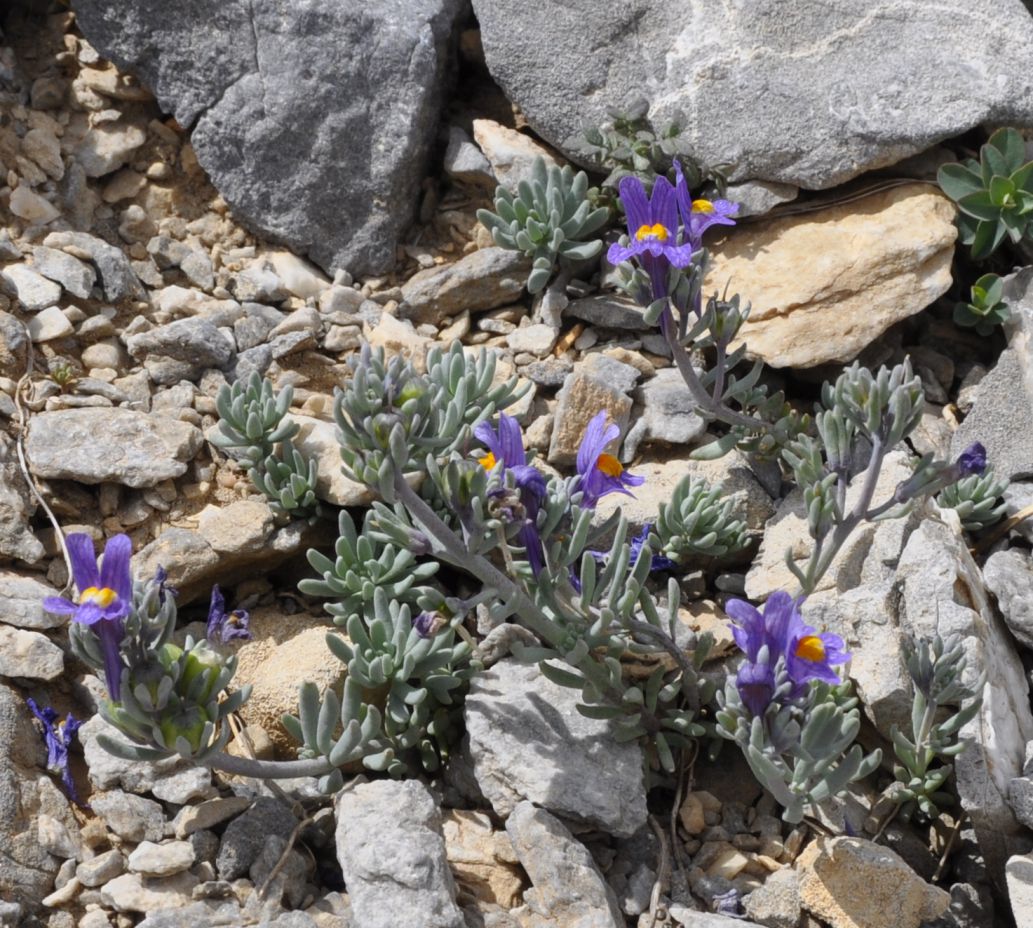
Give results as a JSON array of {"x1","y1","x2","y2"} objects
[
  {"x1": 575, "y1": 412, "x2": 644, "y2": 509},
  {"x1": 736, "y1": 660, "x2": 777, "y2": 718},
  {"x1": 207, "y1": 585, "x2": 252, "y2": 644},
  {"x1": 674, "y1": 160, "x2": 739, "y2": 248},
  {"x1": 608, "y1": 173, "x2": 694, "y2": 303},
  {"x1": 726, "y1": 591, "x2": 798, "y2": 665},
  {"x1": 27, "y1": 698, "x2": 82, "y2": 805},
  {"x1": 153, "y1": 565, "x2": 178, "y2": 605},
  {"x1": 629, "y1": 524, "x2": 677, "y2": 572},
  {"x1": 785, "y1": 615, "x2": 850, "y2": 687},
  {"x1": 475, "y1": 413, "x2": 548, "y2": 576},
  {"x1": 412, "y1": 610, "x2": 447, "y2": 639},
  {"x1": 956, "y1": 442, "x2": 987, "y2": 477},
  {"x1": 44, "y1": 533, "x2": 132, "y2": 701}
]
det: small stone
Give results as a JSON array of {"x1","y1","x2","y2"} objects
[
  {"x1": 506, "y1": 323, "x2": 558, "y2": 356},
  {"x1": 505, "y1": 801, "x2": 624, "y2": 928},
  {"x1": 0, "y1": 626, "x2": 64, "y2": 680},
  {"x1": 22, "y1": 128, "x2": 63, "y2": 180},
  {"x1": 127, "y1": 841, "x2": 195, "y2": 877},
  {"x1": 323, "y1": 324, "x2": 362, "y2": 352},
  {"x1": 335, "y1": 780, "x2": 465, "y2": 928},
  {"x1": 99, "y1": 871, "x2": 199, "y2": 914},
  {"x1": 268, "y1": 250, "x2": 329, "y2": 300},
  {"x1": 983, "y1": 549, "x2": 1033, "y2": 650},
  {"x1": 465, "y1": 660, "x2": 646, "y2": 836},
  {"x1": 0, "y1": 572, "x2": 65, "y2": 630},
  {"x1": 27, "y1": 306, "x2": 74, "y2": 342},
  {"x1": 399, "y1": 247, "x2": 529, "y2": 325},
  {"x1": 441, "y1": 809, "x2": 523, "y2": 908},
  {"x1": 548, "y1": 365, "x2": 633, "y2": 466},
  {"x1": 623, "y1": 367, "x2": 708, "y2": 458},
  {"x1": 76, "y1": 122, "x2": 147, "y2": 178},
  {"x1": 126, "y1": 318, "x2": 234, "y2": 384},
  {"x1": 172, "y1": 796, "x2": 251, "y2": 839},
  {"x1": 31, "y1": 246, "x2": 96, "y2": 298},
  {"x1": 196, "y1": 500, "x2": 275, "y2": 555},
  {"x1": 1, "y1": 265, "x2": 62, "y2": 311},
  {"x1": 102, "y1": 168, "x2": 146, "y2": 203},
  {"x1": 9, "y1": 186, "x2": 60, "y2": 224},
  {"x1": 43, "y1": 231, "x2": 143, "y2": 302},
  {"x1": 77, "y1": 849, "x2": 127, "y2": 888},
  {"x1": 443, "y1": 125, "x2": 493, "y2": 186},
  {"x1": 90, "y1": 791, "x2": 165, "y2": 843},
  {"x1": 216, "y1": 797, "x2": 297, "y2": 881},
  {"x1": 679, "y1": 794, "x2": 707, "y2": 835},
  {"x1": 81, "y1": 340, "x2": 127, "y2": 371},
  {"x1": 472, "y1": 119, "x2": 560, "y2": 191},
  {"x1": 565, "y1": 294, "x2": 651, "y2": 331},
  {"x1": 743, "y1": 868, "x2": 802, "y2": 928},
  {"x1": 38, "y1": 814, "x2": 80, "y2": 859}
]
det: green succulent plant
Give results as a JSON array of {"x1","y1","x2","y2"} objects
[
  {"x1": 250, "y1": 440, "x2": 322, "y2": 521},
  {"x1": 954, "y1": 272, "x2": 1010, "y2": 335},
  {"x1": 211, "y1": 371, "x2": 298, "y2": 467},
  {"x1": 937, "y1": 468, "x2": 1008, "y2": 531},
  {"x1": 654, "y1": 474, "x2": 748, "y2": 560},
  {"x1": 477, "y1": 156, "x2": 609, "y2": 293},
  {"x1": 938, "y1": 127, "x2": 1033, "y2": 259}
]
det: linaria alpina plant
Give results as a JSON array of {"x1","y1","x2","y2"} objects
[{"x1": 61, "y1": 137, "x2": 998, "y2": 834}]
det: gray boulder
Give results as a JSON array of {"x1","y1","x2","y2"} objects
[
  {"x1": 125, "y1": 318, "x2": 234, "y2": 384},
  {"x1": 472, "y1": 0, "x2": 1033, "y2": 189},
  {"x1": 505, "y1": 801, "x2": 624, "y2": 928},
  {"x1": 464, "y1": 659, "x2": 647, "y2": 837},
  {"x1": 73, "y1": 0, "x2": 464, "y2": 276},
  {"x1": 334, "y1": 780, "x2": 464, "y2": 928},
  {"x1": 25, "y1": 407, "x2": 203, "y2": 488}
]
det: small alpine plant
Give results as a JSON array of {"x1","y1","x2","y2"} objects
[{"x1": 48, "y1": 126, "x2": 994, "y2": 833}]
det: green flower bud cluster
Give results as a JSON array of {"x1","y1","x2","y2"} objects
[
  {"x1": 70, "y1": 575, "x2": 249, "y2": 763},
  {"x1": 477, "y1": 156, "x2": 609, "y2": 293}
]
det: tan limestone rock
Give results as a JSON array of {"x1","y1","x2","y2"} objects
[
  {"x1": 706, "y1": 185, "x2": 956, "y2": 368},
  {"x1": 796, "y1": 836, "x2": 949, "y2": 928},
  {"x1": 441, "y1": 809, "x2": 525, "y2": 908}
]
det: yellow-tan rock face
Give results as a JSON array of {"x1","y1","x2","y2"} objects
[
  {"x1": 232, "y1": 606, "x2": 345, "y2": 755},
  {"x1": 706, "y1": 185, "x2": 957, "y2": 368},
  {"x1": 796, "y1": 836, "x2": 949, "y2": 928}
]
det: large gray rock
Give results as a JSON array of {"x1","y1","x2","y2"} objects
[
  {"x1": 26, "y1": 407, "x2": 203, "y2": 488},
  {"x1": 952, "y1": 268, "x2": 1033, "y2": 481},
  {"x1": 0, "y1": 573, "x2": 64, "y2": 630},
  {"x1": 464, "y1": 659, "x2": 647, "y2": 837},
  {"x1": 983, "y1": 548, "x2": 1033, "y2": 651},
  {"x1": 895, "y1": 512, "x2": 1033, "y2": 888},
  {"x1": 473, "y1": 0, "x2": 1033, "y2": 189},
  {"x1": 335, "y1": 780, "x2": 465, "y2": 928},
  {"x1": 623, "y1": 367, "x2": 706, "y2": 460},
  {"x1": 505, "y1": 801, "x2": 624, "y2": 928},
  {"x1": 73, "y1": 0, "x2": 464, "y2": 277}
]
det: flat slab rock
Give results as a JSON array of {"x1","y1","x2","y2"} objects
[
  {"x1": 706, "y1": 185, "x2": 956, "y2": 368},
  {"x1": 26, "y1": 407, "x2": 202, "y2": 488},
  {"x1": 335, "y1": 779, "x2": 464, "y2": 928},
  {"x1": 74, "y1": 0, "x2": 464, "y2": 277},
  {"x1": 473, "y1": 0, "x2": 1033, "y2": 189},
  {"x1": 464, "y1": 659, "x2": 647, "y2": 837}
]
